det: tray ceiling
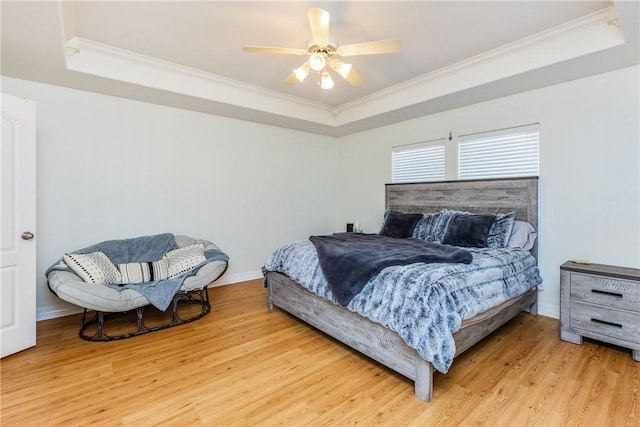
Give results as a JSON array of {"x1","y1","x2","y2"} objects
[{"x1": 1, "y1": 1, "x2": 638, "y2": 136}]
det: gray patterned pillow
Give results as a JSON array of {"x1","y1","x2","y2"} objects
[
  {"x1": 163, "y1": 243, "x2": 206, "y2": 278},
  {"x1": 63, "y1": 251, "x2": 120, "y2": 284},
  {"x1": 380, "y1": 208, "x2": 391, "y2": 233},
  {"x1": 412, "y1": 212, "x2": 441, "y2": 241},
  {"x1": 487, "y1": 211, "x2": 516, "y2": 248},
  {"x1": 431, "y1": 209, "x2": 459, "y2": 242}
]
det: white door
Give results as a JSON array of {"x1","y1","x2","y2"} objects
[{"x1": 1, "y1": 93, "x2": 36, "y2": 358}]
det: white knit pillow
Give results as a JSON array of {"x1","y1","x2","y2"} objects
[
  {"x1": 163, "y1": 243, "x2": 206, "y2": 278},
  {"x1": 63, "y1": 251, "x2": 120, "y2": 284}
]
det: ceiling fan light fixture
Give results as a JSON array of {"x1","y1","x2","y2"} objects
[
  {"x1": 331, "y1": 60, "x2": 353, "y2": 79},
  {"x1": 293, "y1": 63, "x2": 310, "y2": 82},
  {"x1": 309, "y1": 52, "x2": 326, "y2": 71},
  {"x1": 320, "y1": 71, "x2": 334, "y2": 90}
]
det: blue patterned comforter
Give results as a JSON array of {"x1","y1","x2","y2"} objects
[{"x1": 263, "y1": 239, "x2": 542, "y2": 373}]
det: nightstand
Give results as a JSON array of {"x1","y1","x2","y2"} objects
[{"x1": 560, "y1": 261, "x2": 640, "y2": 361}]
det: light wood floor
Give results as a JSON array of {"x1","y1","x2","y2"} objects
[{"x1": 2, "y1": 279, "x2": 638, "y2": 427}]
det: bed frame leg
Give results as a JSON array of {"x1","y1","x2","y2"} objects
[
  {"x1": 529, "y1": 289, "x2": 539, "y2": 316},
  {"x1": 266, "y1": 279, "x2": 274, "y2": 310},
  {"x1": 415, "y1": 359, "x2": 434, "y2": 402}
]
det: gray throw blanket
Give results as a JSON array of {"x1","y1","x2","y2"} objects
[
  {"x1": 46, "y1": 233, "x2": 229, "y2": 311},
  {"x1": 310, "y1": 233, "x2": 472, "y2": 306}
]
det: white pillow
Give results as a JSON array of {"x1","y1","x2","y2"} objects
[
  {"x1": 63, "y1": 251, "x2": 120, "y2": 284},
  {"x1": 507, "y1": 220, "x2": 537, "y2": 250},
  {"x1": 163, "y1": 243, "x2": 206, "y2": 278}
]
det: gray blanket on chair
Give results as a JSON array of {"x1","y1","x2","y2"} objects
[
  {"x1": 73, "y1": 233, "x2": 179, "y2": 263},
  {"x1": 310, "y1": 233, "x2": 473, "y2": 306}
]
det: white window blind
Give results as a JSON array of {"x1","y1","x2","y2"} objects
[
  {"x1": 459, "y1": 124, "x2": 539, "y2": 179},
  {"x1": 392, "y1": 139, "x2": 445, "y2": 183}
]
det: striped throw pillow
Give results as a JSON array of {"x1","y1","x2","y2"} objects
[{"x1": 118, "y1": 260, "x2": 169, "y2": 284}]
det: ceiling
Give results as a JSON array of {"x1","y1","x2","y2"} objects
[{"x1": 1, "y1": 1, "x2": 638, "y2": 136}]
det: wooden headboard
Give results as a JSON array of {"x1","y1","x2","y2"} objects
[{"x1": 385, "y1": 177, "x2": 539, "y2": 257}]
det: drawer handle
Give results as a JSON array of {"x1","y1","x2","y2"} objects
[
  {"x1": 591, "y1": 318, "x2": 623, "y2": 328},
  {"x1": 591, "y1": 289, "x2": 623, "y2": 299}
]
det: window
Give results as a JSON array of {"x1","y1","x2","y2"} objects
[
  {"x1": 390, "y1": 124, "x2": 539, "y2": 183},
  {"x1": 392, "y1": 139, "x2": 445, "y2": 183},
  {"x1": 458, "y1": 124, "x2": 539, "y2": 179}
]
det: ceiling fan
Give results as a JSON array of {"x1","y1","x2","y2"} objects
[{"x1": 242, "y1": 8, "x2": 401, "y2": 90}]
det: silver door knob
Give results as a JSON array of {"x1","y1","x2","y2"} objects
[{"x1": 21, "y1": 231, "x2": 34, "y2": 240}]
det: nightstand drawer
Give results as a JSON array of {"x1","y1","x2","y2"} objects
[
  {"x1": 570, "y1": 301, "x2": 640, "y2": 344},
  {"x1": 570, "y1": 273, "x2": 640, "y2": 312}
]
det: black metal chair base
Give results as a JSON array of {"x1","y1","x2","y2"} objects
[{"x1": 79, "y1": 288, "x2": 211, "y2": 341}]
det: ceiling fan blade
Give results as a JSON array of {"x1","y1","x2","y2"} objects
[
  {"x1": 337, "y1": 39, "x2": 402, "y2": 57},
  {"x1": 283, "y1": 72, "x2": 299, "y2": 85},
  {"x1": 242, "y1": 46, "x2": 306, "y2": 55},
  {"x1": 344, "y1": 68, "x2": 364, "y2": 86},
  {"x1": 308, "y1": 8, "x2": 330, "y2": 47},
  {"x1": 328, "y1": 60, "x2": 364, "y2": 87}
]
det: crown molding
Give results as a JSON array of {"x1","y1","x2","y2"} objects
[
  {"x1": 334, "y1": 7, "x2": 623, "y2": 125},
  {"x1": 61, "y1": 6, "x2": 624, "y2": 129},
  {"x1": 64, "y1": 37, "x2": 336, "y2": 125}
]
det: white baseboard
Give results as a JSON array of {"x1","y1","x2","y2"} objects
[
  {"x1": 538, "y1": 302, "x2": 560, "y2": 319},
  {"x1": 37, "y1": 305, "x2": 84, "y2": 321},
  {"x1": 39, "y1": 269, "x2": 554, "y2": 322},
  {"x1": 36, "y1": 269, "x2": 264, "y2": 321},
  {"x1": 211, "y1": 269, "x2": 263, "y2": 286}
]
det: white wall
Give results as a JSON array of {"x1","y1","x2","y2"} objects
[
  {"x1": 4, "y1": 65, "x2": 639, "y2": 321},
  {"x1": 335, "y1": 65, "x2": 640, "y2": 319},
  {"x1": 2, "y1": 77, "x2": 338, "y2": 320}
]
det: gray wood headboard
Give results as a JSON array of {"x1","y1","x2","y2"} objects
[{"x1": 385, "y1": 177, "x2": 539, "y2": 257}]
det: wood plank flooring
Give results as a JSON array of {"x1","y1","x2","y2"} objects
[{"x1": 1, "y1": 279, "x2": 638, "y2": 426}]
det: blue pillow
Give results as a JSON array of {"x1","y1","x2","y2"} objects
[
  {"x1": 442, "y1": 214, "x2": 496, "y2": 248},
  {"x1": 379, "y1": 210, "x2": 423, "y2": 239}
]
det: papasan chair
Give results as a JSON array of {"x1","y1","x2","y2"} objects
[{"x1": 47, "y1": 233, "x2": 228, "y2": 341}]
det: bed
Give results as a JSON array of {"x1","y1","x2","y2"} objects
[{"x1": 264, "y1": 177, "x2": 540, "y2": 402}]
